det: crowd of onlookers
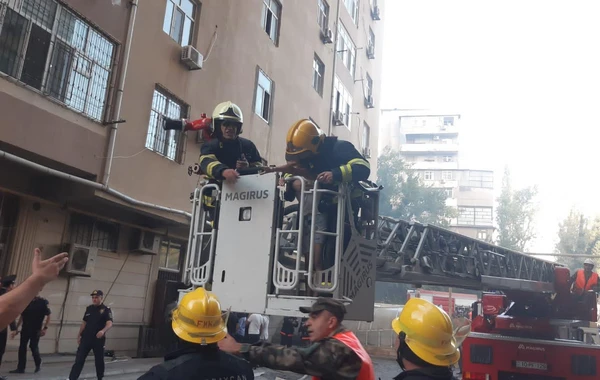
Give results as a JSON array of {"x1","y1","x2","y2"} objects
[{"x1": 226, "y1": 312, "x2": 313, "y2": 348}]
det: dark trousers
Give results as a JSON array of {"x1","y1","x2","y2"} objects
[
  {"x1": 16, "y1": 330, "x2": 41, "y2": 370},
  {"x1": 0, "y1": 328, "x2": 6, "y2": 366},
  {"x1": 246, "y1": 334, "x2": 260, "y2": 344},
  {"x1": 68, "y1": 337, "x2": 105, "y2": 380},
  {"x1": 280, "y1": 333, "x2": 293, "y2": 347}
]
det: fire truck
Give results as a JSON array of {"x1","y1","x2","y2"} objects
[
  {"x1": 378, "y1": 216, "x2": 600, "y2": 380},
  {"x1": 174, "y1": 116, "x2": 599, "y2": 378}
]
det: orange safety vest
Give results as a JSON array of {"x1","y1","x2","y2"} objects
[
  {"x1": 312, "y1": 331, "x2": 375, "y2": 380},
  {"x1": 574, "y1": 269, "x2": 599, "y2": 295}
]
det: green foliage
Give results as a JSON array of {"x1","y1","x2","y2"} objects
[
  {"x1": 496, "y1": 167, "x2": 538, "y2": 251},
  {"x1": 555, "y1": 209, "x2": 600, "y2": 271}
]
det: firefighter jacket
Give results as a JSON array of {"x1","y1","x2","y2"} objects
[
  {"x1": 137, "y1": 345, "x2": 254, "y2": 380},
  {"x1": 307, "y1": 137, "x2": 370, "y2": 184},
  {"x1": 247, "y1": 326, "x2": 374, "y2": 380},
  {"x1": 199, "y1": 137, "x2": 262, "y2": 180},
  {"x1": 572, "y1": 269, "x2": 599, "y2": 295}
]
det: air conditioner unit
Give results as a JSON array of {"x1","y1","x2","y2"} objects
[
  {"x1": 131, "y1": 230, "x2": 161, "y2": 254},
  {"x1": 364, "y1": 95, "x2": 374, "y2": 109},
  {"x1": 320, "y1": 28, "x2": 333, "y2": 44},
  {"x1": 333, "y1": 111, "x2": 345, "y2": 126},
  {"x1": 65, "y1": 244, "x2": 98, "y2": 277},
  {"x1": 362, "y1": 147, "x2": 371, "y2": 158},
  {"x1": 366, "y1": 44, "x2": 375, "y2": 59},
  {"x1": 371, "y1": 5, "x2": 381, "y2": 20},
  {"x1": 181, "y1": 45, "x2": 203, "y2": 70}
]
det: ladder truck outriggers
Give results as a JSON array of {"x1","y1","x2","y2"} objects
[{"x1": 378, "y1": 216, "x2": 600, "y2": 380}]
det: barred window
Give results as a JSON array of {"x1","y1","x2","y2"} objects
[
  {"x1": 0, "y1": 0, "x2": 115, "y2": 121},
  {"x1": 145, "y1": 87, "x2": 188, "y2": 163},
  {"x1": 69, "y1": 213, "x2": 119, "y2": 252}
]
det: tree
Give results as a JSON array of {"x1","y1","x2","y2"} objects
[
  {"x1": 496, "y1": 167, "x2": 538, "y2": 251},
  {"x1": 555, "y1": 209, "x2": 600, "y2": 272},
  {"x1": 377, "y1": 146, "x2": 457, "y2": 226}
]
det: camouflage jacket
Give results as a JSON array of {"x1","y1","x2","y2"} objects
[{"x1": 248, "y1": 326, "x2": 362, "y2": 380}]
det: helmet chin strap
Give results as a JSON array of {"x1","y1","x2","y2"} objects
[{"x1": 396, "y1": 332, "x2": 407, "y2": 370}]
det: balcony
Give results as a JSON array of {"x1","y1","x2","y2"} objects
[
  {"x1": 401, "y1": 124, "x2": 459, "y2": 136},
  {"x1": 400, "y1": 143, "x2": 459, "y2": 154},
  {"x1": 410, "y1": 161, "x2": 459, "y2": 170}
]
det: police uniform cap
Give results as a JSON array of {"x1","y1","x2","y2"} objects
[
  {"x1": 1, "y1": 274, "x2": 16, "y2": 287},
  {"x1": 90, "y1": 290, "x2": 104, "y2": 296},
  {"x1": 299, "y1": 298, "x2": 346, "y2": 322}
]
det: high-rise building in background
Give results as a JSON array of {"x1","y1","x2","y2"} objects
[{"x1": 380, "y1": 109, "x2": 495, "y2": 240}]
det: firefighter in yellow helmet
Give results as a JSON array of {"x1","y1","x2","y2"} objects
[
  {"x1": 137, "y1": 288, "x2": 254, "y2": 380},
  {"x1": 391, "y1": 298, "x2": 470, "y2": 380},
  {"x1": 266, "y1": 119, "x2": 370, "y2": 184},
  {"x1": 198, "y1": 101, "x2": 263, "y2": 183}
]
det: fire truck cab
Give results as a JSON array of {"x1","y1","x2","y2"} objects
[{"x1": 180, "y1": 170, "x2": 381, "y2": 321}]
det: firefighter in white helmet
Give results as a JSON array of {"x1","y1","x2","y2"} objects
[
  {"x1": 570, "y1": 258, "x2": 599, "y2": 296},
  {"x1": 198, "y1": 101, "x2": 263, "y2": 183},
  {"x1": 391, "y1": 298, "x2": 470, "y2": 380},
  {"x1": 137, "y1": 288, "x2": 254, "y2": 380}
]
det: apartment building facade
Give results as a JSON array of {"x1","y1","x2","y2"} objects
[
  {"x1": 0, "y1": 0, "x2": 384, "y2": 357},
  {"x1": 379, "y1": 110, "x2": 494, "y2": 240}
]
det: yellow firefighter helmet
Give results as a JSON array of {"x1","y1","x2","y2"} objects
[
  {"x1": 171, "y1": 288, "x2": 229, "y2": 345},
  {"x1": 285, "y1": 119, "x2": 325, "y2": 162}
]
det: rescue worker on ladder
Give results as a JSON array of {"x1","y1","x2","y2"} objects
[
  {"x1": 199, "y1": 101, "x2": 263, "y2": 183},
  {"x1": 391, "y1": 298, "x2": 470, "y2": 380},
  {"x1": 264, "y1": 119, "x2": 371, "y2": 272},
  {"x1": 137, "y1": 288, "x2": 254, "y2": 380},
  {"x1": 570, "y1": 258, "x2": 600, "y2": 296},
  {"x1": 218, "y1": 297, "x2": 375, "y2": 380}
]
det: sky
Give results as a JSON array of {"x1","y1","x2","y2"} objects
[{"x1": 379, "y1": 0, "x2": 600, "y2": 253}]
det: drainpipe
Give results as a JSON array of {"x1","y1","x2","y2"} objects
[
  {"x1": 0, "y1": 150, "x2": 191, "y2": 218},
  {"x1": 326, "y1": 0, "x2": 342, "y2": 136},
  {"x1": 102, "y1": 0, "x2": 139, "y2": 186}
]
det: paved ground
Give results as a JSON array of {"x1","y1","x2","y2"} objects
[{"x1": 0, "y1": 355, "x2": 460, "y2": 379}]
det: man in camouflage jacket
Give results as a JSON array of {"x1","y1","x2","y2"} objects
[{"x1": 218, "y1": 298, "x2": 374, "y2": 380}]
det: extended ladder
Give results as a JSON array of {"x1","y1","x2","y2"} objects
[{"x1": 376, "y1": 216, "x2": 560, "y2": 292}]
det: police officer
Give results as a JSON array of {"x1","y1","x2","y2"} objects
[
  {"x1": 68, "y1": 290, "x2": 113, "y2": 380},
  {"x1": 391, "y1": 298, "x2": 471, "y2": 380},
  {"x1": 137, "y1": 287, "x2": 254, "y2": 380},
  {"x1": 0, "y1": 275, "x2": 17, "y2": 375},
  {"x1": 219, "y1": 298, "x2": 375, "y2": 380},
  {"x1": 9, "y1": 292, "x2": 51, "y2": 374},
  {"x1": 198, "y1": 101, "x2": 263, "y2": 183}
]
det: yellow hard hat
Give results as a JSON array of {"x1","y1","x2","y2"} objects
[
  {"x1": 285, "y1": 119, "x2": 325, "y2": 162},
  {"x1": 171, "y1": 288, "x2": 228, "y2": 345},
  {"x1": 391, "y1": 298, "x2": 467, "y2": 367},
  {"x1": 212, "y1": 101, "x2": 244, "y2": 134}
]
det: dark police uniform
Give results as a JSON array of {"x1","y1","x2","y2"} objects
[
  {"x1": 0, "y1": 275, "x2": 17, "y2": 367},
  {"x1": 11, "y1": 296, "x2": 50, "y2": 373},
  {"x1": 68, "y1": 290, "x2": 113, "y2": 380},
  {"x1": 137, "y1": 345, "x2": 255, "y2": 380}
]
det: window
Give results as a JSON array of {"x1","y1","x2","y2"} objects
[
  {"x1": 69, "y1": 213, "x2": 119, "y2": 252},
  {"x1": 424, "y1": 171, "x2": 434, "y2": 180},
  {"x1": 464, "y1": 171, "x2": 494, "y2": 189},
  {"x1": 367, "y1": 27, "x2": 375, "y2": 58},
  {"x1": 159, "y1": 239, "x2": 183, "y2": 271},
  {"x1": 365, "y1": 72, "x2": 373, "y2": 98},
  {"x1": 255, "y1": 68, "x2": 273, "y2": 122},
  {"x1": 443, "y1": 116, "x2": 455, "y2": 126},
  {"x1": 333, "y1": 76, "x2": 352, "y2": 128},
  {"x1": 458, "y1": 207, "x2": 493, "y2": 226},
  {"x1": 145, "y1": 87, "x2": 188, "y2": 162},
  {"x1": 362, "y1": 122, "x2": 370, "y2": 151},
  {"x1": 444, "y1": 188, "x2": 453, "y2": 198},
  {"x1": 162, "y1": 0, "x2": 196, "y2": 46},
  {"x1": 261, "y1": 0, "x2": 281, "y2": 44},
  {"x1": 312, "y1": 54, "x2": 325, "y2": 96},
  {"x1": 0, "y1": 0, "x2": 115, "y2": 121},
  {"x1": 317, "y1": 0, "x2": 329, "y2": 30},
  {"x1": 337, "y1": 23, "x2": 356, "y2": 76},
  {"x1": 442, "y1": 171, "x2": 454, "y2": 181},
  {"x1": 443, "y1": 155, "x2": 453, "y2": 162},
  {"x1": 344, "y1": 0, "x2": 359, "y2": 25},
  {"x1": 477, "y1": 230, "x2": 488, "y2": 241}
]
